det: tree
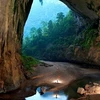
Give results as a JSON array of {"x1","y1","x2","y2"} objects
[
  {"x1": 48, "y1": 20, "x2": 53, "y2": 31},
  {"x1": 22, "y1": 10, "x2": 78, "y2": 60},
  {"x1": 37, "y1": 28, "x2": 42, "y2": 37},
  {"x1": 30, "y1": 27, "x2": 37, "y2": 40},
  {"x1": 56, "y1": 12, "x2": 64, "y2": 22},
  {"x1": 39, "y1": 0, "x2": 43, "y2": 5}
]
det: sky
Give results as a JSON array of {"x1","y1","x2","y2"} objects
[
  {"x1": 26, "y1": 91, "x2": 67, "y2": 100},
  {"x1": 23, "y1": 0, "x2": 69, "y2": 38},
  {"x1": 26, "y1": 87, "x2": 68, "y2": 100}
]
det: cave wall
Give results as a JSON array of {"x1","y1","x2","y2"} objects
[
  {"x1": 61, "y1": 0, "x2": 100, "y2": 36},
  {"x1": 60, "y1": 0, "x2": 100, "y2": 65},
  {"x1": 61, "y1": 0, "x2": 100, "y2": 20},
  {"x1": 0, "y1": 0, "x2": 33, "y2": 92}
]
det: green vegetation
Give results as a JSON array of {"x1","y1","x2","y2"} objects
[
  {"x1": 22, "y1": 10, "x2": 98, "y2": 61},
  {"x1": 74, "y1": 27, "x2": 97, "y2": 50},
  {"x1": 21, "y1": 55, "x2": 39, "y2": 71},
  {"x1": 97, "y1": 42, "x2": 100, "y2": 47},
  {"x1": 22, "y1": 11, "x2": 77, "y2": 60}
]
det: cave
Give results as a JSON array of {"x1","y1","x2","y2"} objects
[{"x1": 0, "y1": 0, "x2": 100, "y2": 99}]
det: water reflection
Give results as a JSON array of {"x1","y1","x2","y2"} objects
[
  {"x1": 26, "y1": 74, "x2": 100, "y2": 100},
  {"x1": 26, "y1": 87, "x2": 68, "y2": 100},
  {"x1": 52, "y1": 79, "x2": 63, "y2": 83},
  {"x1": 53, "y1": 94, "x2": 60, "y2": 98},
  {"x1": 65, "y1": 75, "x2": 100, "y2": 100}
]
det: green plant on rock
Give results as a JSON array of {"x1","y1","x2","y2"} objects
[
  {"x1": 97, "y1": 42, "x2": 100, "y2": 47},
  {"x1": 21, "y1": 55, "x2": 39, "y2": 71},
  {"x1": 75, "y1": 27, "x2": 97, "y2": 50}
]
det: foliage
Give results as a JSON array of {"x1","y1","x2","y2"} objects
[
  {"x1": 21, "y1": 55, "x2": 39, "y2": 71},
  {"x1": 22, "y1": 11, "x2": 77, "y2": 60},
  {"x1": 75, "y1": 27, "x2": 97, "y2": 50},
  {"x1": 22, "y1": 11, "x2": 77, "y2": 59},
  {"x1": 39, "y1": 0, "x2": 43, "y2": 5},
  {"x1": 22, "y1": 10, "x2": 97, "y2": 60},
  {"x1": 97, "y1": 42, "x2": 100, "y2": 47}
]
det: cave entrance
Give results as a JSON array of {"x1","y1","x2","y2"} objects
[
  {"x1": 22, "y1": 0, "x2": 80, "y2": 61},
  {"x1": 23, "y1": 0, "x2": 69, "y2": 38}
]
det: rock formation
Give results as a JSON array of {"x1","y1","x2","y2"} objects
[
  {"x1": 61, "y1": 0, "x2": 100, "y2": 20},
  {"x1": 0, "y1": 0, "x2": 33, "y2": 93}
]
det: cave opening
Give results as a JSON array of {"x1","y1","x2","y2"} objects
[
  {"x1": 22, "y1": 0, "x2": 80, "y2": 62},
  {"x1": 22, "y1": 0, "x2": 98, "y2": 64}
]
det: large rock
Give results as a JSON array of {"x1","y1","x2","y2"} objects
[
  {"x1": 61, "y1": 0, "x2": 100, "y2": 20},
  {"x1": 0, "y1": 0, "x2": 33, "y2": 92},
  {"x1": 77, "y1": 87, "x2": 86, "y2": 94}
]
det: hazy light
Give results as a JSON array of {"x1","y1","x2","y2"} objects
[
  {"x1": 53, "y1": 94, "x2": 60, "y2": 98},
  {"x1": 45, "y1": 0, "x2": 64, "y2": 5},
  {"x1": 52, "y1": 79, "x2": 62, "y2": 83}
]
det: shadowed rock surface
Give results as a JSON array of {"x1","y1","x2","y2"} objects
[{"x1": 61, "y1": 0, "x2": 100, "y2": 20}]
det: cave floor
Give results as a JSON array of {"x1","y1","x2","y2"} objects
[{"x1": 1, "y1": 61, "x2": 100, "y2": 100}]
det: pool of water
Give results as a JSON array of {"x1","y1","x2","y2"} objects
[
  {"x1": 26, "y1": 87, "x2": 68, "y2": 100},
  {"x1": 25, "y1": 74, "x2": 100, "y2": 100}
]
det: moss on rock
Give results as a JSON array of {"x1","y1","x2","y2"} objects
[{"x1": 21, "y1": 55, "x2": 39, "y2": 71}]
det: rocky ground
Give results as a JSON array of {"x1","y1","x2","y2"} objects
[{"x1": 72, "y1": 82, "x2": 100, "y2": 100}]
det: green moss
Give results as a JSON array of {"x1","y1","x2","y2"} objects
[
  {"x1": 83, "y1": 28, "x2": 97, "y2": 49},
  {"x1": 21, "y1": 55, "x2": 39, "y2": 71},
  {"x1": 75, "y1": 27, "x2": 97, "y2": 50},
  {"x1": 97, "y1": 42, "x2": 100, "y2": 47}
]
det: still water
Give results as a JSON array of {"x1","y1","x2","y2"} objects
[
  {"x1": 26, "y1": 87, "x2": 68, "y2": 100},
  {"x1": 25, "y1": 61, "x2": 100, "y2": 100}
]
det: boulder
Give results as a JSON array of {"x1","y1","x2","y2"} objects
[{"x1": 77, "y1": 87, "x2": 86, "y2": 94}]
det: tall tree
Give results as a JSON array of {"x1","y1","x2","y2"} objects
[
  {"x1": 39, "y1": 0, "x2": 43, "y2": 5},
  {"x1": 56, "y1": 12, "x2": 64, "y2": 22}
]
